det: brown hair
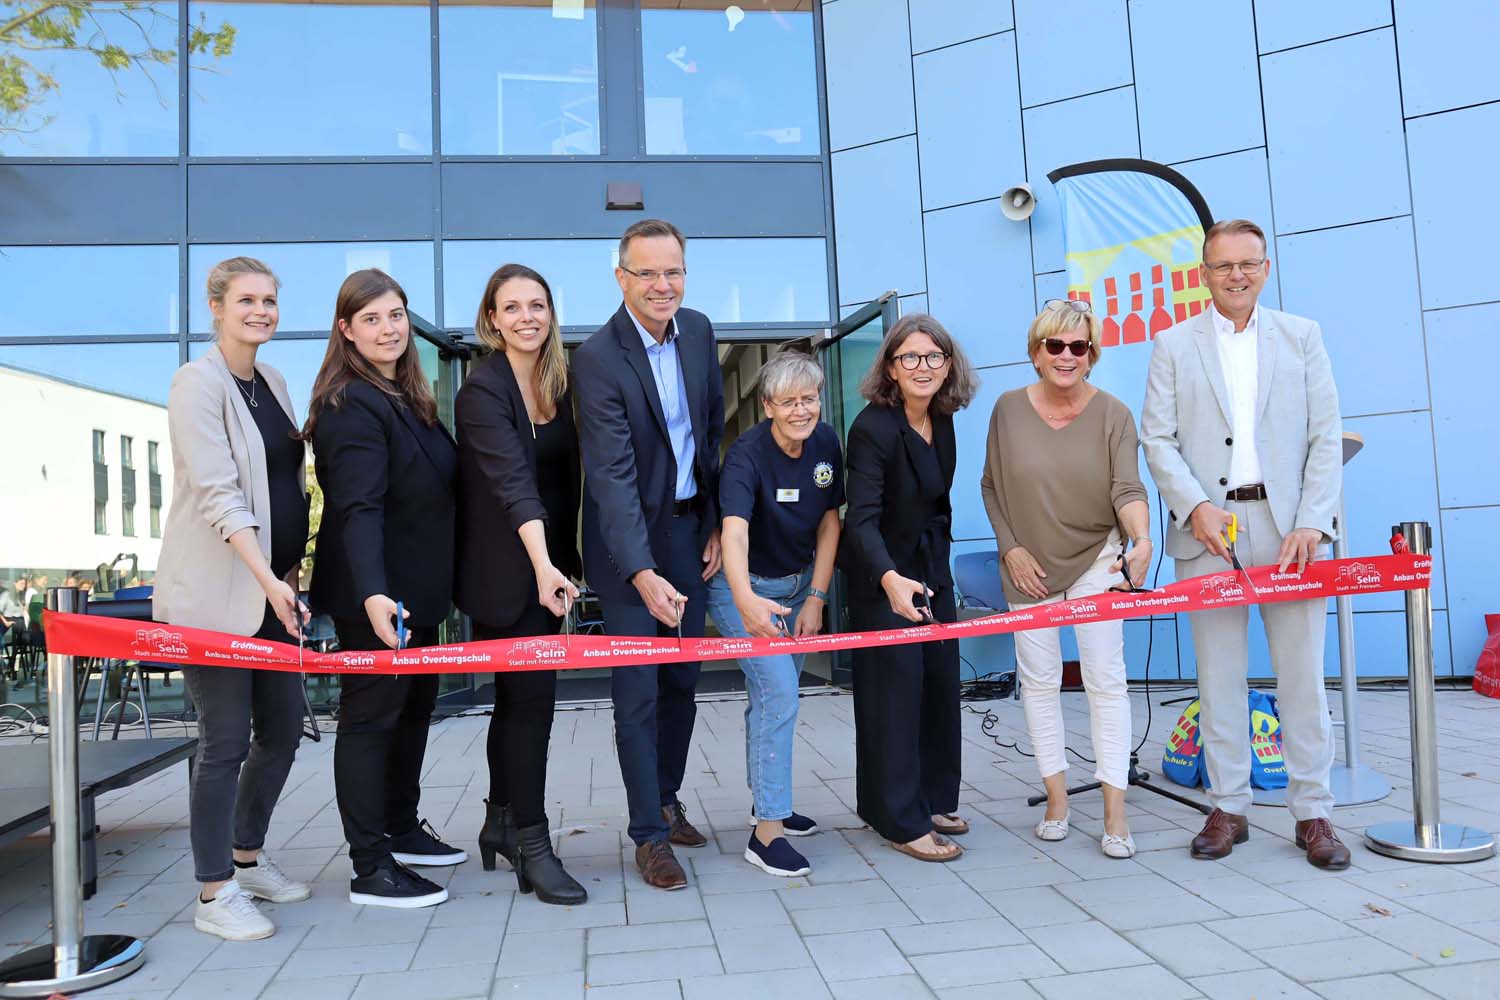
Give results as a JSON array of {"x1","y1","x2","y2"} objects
[
  {"x1": 618, "y1": 218, "x2": 686, "y2": 270},
  {"x1": 857, "y1": 312, "x2": 978, "y2": 416},
  {"x1": 206, "y1": 256, "x2": 279, "y2": 336},
  {"x1": 474, "y1": 263, "x2": 568, "y2": 410},
  {"x1": 302, "y1": 269, "x2": 438, "y2": 439},
  {"x1": 1202, "y1": 218, "x2": 1267, "y2": 259}
]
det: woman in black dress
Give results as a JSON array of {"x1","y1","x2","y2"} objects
[
  {"x1": 305, "y1": 268, "x2": 465, "y2": 909},
  {"x1": 839, "y1": 313, "x2": 978, "y2": 863},
  {"x1": 455, "y1": 263, "x2": 585, "y2": 905}
]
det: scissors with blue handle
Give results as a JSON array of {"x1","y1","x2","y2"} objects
[{"x1": 395, "y1": 600, "x2": 408, "y2": 651}]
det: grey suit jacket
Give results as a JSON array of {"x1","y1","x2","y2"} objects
[
  {"x1": 1140, "y1": 306, "x2": 1342, "y2": 561},
  {"x1": 152, "y1": 345, "x2": 303, "y2": 635}
]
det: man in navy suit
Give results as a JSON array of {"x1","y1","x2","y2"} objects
[{"x1": 573, "y1": 219, "x2": 725, "y2": 890}]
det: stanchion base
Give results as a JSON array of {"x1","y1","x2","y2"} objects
[
  {"x1": 1251, "y1": 764, "x2": 1393, "y2": 808},
  {"x1": 0, "y1": 934, "x2": 144, "y2": 998},
  {"x1": 1364, "y1": 821, "x2": 1496, "y2": 864}
]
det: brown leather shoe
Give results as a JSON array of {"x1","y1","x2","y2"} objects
[
  {"x1": 1295, "y1": 818, "x2": 1351, "y2": 870},
  {"x1": 663, "y1": 802, "x2": 708, "y2": 848},
  {"x1": 1190, "y1": 809, "x2": 1249, "y2": 859},
  {"x1": 635, "y1": 840, "x2": 688, "y2": 890}
]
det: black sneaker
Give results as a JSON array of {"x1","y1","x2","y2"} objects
[
  {"x1": 388, "y1": 819, "x2": 469, "y2": 866},
  {"x1": 743, "y1": 832, "x2": 811, "y2": 878},
  {"x1": 748, "y1": 808, "x2": 820, "y2": 837},
  {"x1": 349, "y1": 856, "x2": 448, "y2": 908}
]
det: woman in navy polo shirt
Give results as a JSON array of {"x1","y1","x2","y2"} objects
[{"x1": 707, "y1": 351, "x2": 843, "y2": 878}]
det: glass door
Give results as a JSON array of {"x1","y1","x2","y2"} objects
[{"x1": 816, "y1": 293, "x2": 899, "y2": 686}]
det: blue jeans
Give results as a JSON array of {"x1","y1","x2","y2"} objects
[{"x1": 706, "y1": 566, "x2": 811, "y2": 821}]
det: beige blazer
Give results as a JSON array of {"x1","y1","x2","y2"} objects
[{"x1": 152, "y1": 345, "x2": 305, "y2": 635}]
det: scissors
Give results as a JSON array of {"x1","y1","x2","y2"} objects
[{"x1": 394, "y1": 600, "x2": 408, "y2": 651}]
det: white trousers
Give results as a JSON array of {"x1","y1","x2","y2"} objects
[
  {"x1": 1011, "y1": 531, "x2": 1132, "y2": 790},
  {"x1": 1177, "y1": 498, "x2": 1333, "y2": 820}
]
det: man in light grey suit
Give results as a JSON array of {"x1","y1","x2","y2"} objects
[{"x1": 1142, "y1": 218, "x2": 1350, "y2": 870}]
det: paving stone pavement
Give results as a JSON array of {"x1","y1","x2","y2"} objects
[{"x1": 3, "y1": 687, "x2": 1500, "y2": 999}]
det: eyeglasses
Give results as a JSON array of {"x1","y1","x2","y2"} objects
[
  {"x1": 770, "y1": 395, "x2": 820, "y2": 412},
  {"x1": 1043, "y1": 298, "x2": 1092, "y2": 314},
  {"x1": 1043, "y1": 338, "x2": 1091, "y2": 357},
  {"x1": 619, "y1": 266, "x2": 687, "y2": 283},
  {"x1": 894, "y1": 351, "x2": 950, "y2": 370},
  {"x1": 1203, "y1": 259, "x2": 1265, "y2": 277}
]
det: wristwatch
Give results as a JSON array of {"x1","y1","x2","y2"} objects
[{"x1": 807, "y1": 586, "x2": 830, "y2": 603}]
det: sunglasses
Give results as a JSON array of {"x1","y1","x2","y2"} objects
[
  {"x1": 1043, "y1": 338, "x2": 1091, "y2": 357},
  {"x1": 1043, "y1": 298, "x2": 1092, "y2": 315}
]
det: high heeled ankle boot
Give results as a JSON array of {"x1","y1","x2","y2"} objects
[
  {"x1": 513, "y1": 821, "x2": 587, "y2": 906},
  {"x1": 477, "y1": 799, "x2": 517, "y2": 872}
]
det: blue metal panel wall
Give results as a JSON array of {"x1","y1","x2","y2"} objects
[{"x1": 824, "y1": 1, "x2": 1500, "y2": 678}]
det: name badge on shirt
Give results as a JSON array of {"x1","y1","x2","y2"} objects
[{"x1": 776, "y1": 488, "x2": 800, "y2": 503}]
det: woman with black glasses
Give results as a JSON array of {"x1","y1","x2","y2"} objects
[
  {"x1": 979, "y1": 299, "x2": 1149, "y2": 859},
  {"x1": 840, "y1": 313, "x2": 977, "y2": 863}
]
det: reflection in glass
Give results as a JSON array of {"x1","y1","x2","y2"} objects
[
  {"x1": 0, "y1": 342, "x2": 181, "y2": 594},
  {"x1": 641, "y1": 0, "x2": 818, "y2": 156},
  {"x1": 188, "y1": 242, "x2": 436, "y2": 333},
  {"x1": 188, "y1": 1, "x2": 431, "y2": 156},
  {"x1": 0, "y1": 245, "x2": 178, "y2": 337},
  {"x1": 439, "y1": 0, "x2": 599, "y2": 155},
  {"x1": 0, "y1": 0, "x2": 199, "y2": 156},
  {"x1": 443, "y1": 237, "x2": 828, "y2": 330}
]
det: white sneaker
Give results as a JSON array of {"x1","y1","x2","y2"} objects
[
  {"x1": 235, "y1": 854, "x2": 311, "y2": 903},
  {"x1": 1101, "y1": 832, "x2": 1136, "y2": 859},
  {"x1": 194, "y1": 880, "x2": 274, "y2": 941},
  {"x1": 1035, "y1": 813, "x2": 1070, "y2": 842}
]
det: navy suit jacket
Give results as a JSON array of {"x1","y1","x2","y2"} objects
[{"x1": 573, "y1": 304, "x2": 725, "y2": 602}]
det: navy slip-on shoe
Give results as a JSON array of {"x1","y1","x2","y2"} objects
[
  {"x1": 748, "y1": 809, "x2": 820, "y2": 837},
  {"x1": 744, "y1": 832, "x2": 812, "y2": 877}
]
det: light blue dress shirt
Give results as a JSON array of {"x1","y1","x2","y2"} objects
[{"x1": 628, "y1": 310, "x2": 698, "y2": 501}]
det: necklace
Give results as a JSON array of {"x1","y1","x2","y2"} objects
[
  {"x1": 910, "y1": 410, "x2": 930, "y2": 441},
  {"x1": 232, "y1": 372, "x2": 258, "y2": 408}
]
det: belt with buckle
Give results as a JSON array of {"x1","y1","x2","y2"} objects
[
  {"x1": 1225, "y1": 483, "x2": 1267, "y2": 502},
  {"x1": 672, "y1": 497, "x2": 698, "y2": 517}
]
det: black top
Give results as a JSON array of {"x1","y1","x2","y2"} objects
[
  {"x1": 454, "y1": 351, "x2": 581, "y2": 629},
  {"x1": 719, "y1": 420, "x2": 844, "y2": 578},
  {"x1": 310, "y1": 378, "x2": 457, "y2": 628},
  {"x1": 837, "y1": 403, "x2": 957, "y2": 606},
  {"x1": 534, "y1": 417, "x2": 579, "y2": 579},
  {"x1": 572, "y1": 304, "x2": 725, "y2": 602},
  {"x1": 233, "y1": 371, "x2": 309, "y2": 580}
]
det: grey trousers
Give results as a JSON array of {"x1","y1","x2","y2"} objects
[
  {"x1": 180, "y1": 654, "x2": 304, "y2": 883},
  {"x1": 1177, "y1": 497, "x2": 1334, "y2": 821}
]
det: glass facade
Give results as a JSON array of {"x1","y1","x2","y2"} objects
[
  {"x1": 187, "y1": 2, "x2": 433, "y2": 156},
  {"x1": 641, "y1": 0, "x2": 819, "y2": 155},
  {"x1": 439, "y1": 0, "x2": 601, "y2": 155},
  {"x1": 3, "y1": 0, "x2": 833, "y2": 710}
]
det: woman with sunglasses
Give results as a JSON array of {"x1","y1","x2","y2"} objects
[
  {"x1": 979, "y1": 299, "x2": 1150, "y2": 859},
  {"x1": 840, "y1": 313, "x2": 977, "y2": 863}
]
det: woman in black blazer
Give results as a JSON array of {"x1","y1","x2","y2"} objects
[
  {"x1": 305, "y1": 268, "x2": 464, "y2": 910},
  {"x1": 839, "y1": 313, "x2": 978, "y2": 863},
  {"x1": 454, "y1": 263, "x2": 586, "y2": 905}
]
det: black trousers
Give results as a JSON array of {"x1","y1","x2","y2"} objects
[
  {"x1": 474, "y1": 603, "x2": 560, "y2": 829},
  {"x1": 600, "y1": 507, "x2": 706, "y2": 846},
  {"x1": 333, "y1": 616, "x2": 440, "y2": 873},
  {"x1": 850, "y1": 584, "x2": 962, "y2": 844}
]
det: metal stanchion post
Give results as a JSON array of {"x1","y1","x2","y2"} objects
[
  {"x1": 1365, "y1": 523, "x2": 1495, "y2": 863},
  {"x1": 0, "y1": 588, "x2": 145, "y2": 998}
]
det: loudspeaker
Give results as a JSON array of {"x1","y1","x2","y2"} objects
[{"x1": 1000, "y1": 183, "x2": 1035, "y2": 221}]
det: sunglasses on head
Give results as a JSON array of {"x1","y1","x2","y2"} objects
[{"x1": 1043, "y1": 338, "x2": 1091, "y2": 357}]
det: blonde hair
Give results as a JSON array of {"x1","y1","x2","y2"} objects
[
  {"x1": 474, "y1": 263, "x2": 569, "y2": 410},
  {"x1": 1027, "y1": 301, "x2": 1102, "y2": 375},
  {"x1": 206, "y1": 256, "x2": 279, "y2": 335}
]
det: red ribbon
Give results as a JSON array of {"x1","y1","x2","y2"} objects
[{"x1": 42, "y1": 553, "x2": 1430, "y2": 676}]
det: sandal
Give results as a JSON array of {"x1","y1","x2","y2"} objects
[
  {"x1": 890, "y1": 833, "x2": 962, "y2": 863},
  {"x1": 932, "y1": 813, "x2": 969, "y2": 836}
]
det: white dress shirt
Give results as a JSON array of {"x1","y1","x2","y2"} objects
[{"x1": 1210, "y1": 303, "x2": 1263, "y2": 489}]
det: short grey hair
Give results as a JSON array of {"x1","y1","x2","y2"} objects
[{"x1": 757, "y1": 350, "x2": 824, "y2": 403}]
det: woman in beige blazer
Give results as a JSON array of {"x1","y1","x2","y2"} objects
[{"x1": 153, "y1": 256, "x2": 311, "y2": 942}]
